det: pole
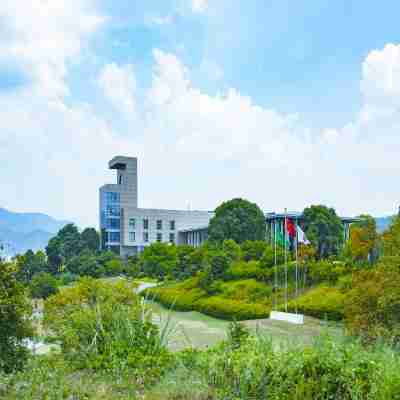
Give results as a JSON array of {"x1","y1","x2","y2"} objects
[
  {"x1": 295, "y1": 219, "x2": 298, "y2": 314},
  {"x1": 274, "y1": 220, "x2": 277, "y2": 310},
  {"x1": 284, "y1": 208, "x2": 288, "y2": 312}
]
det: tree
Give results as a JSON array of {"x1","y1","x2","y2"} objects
[
  {"x1": 222, "y1": 239, "x2": 242, "y2": 262},
  {"x1": 46, "y1": 224, "x2": 83, "y2": 272},
  {"x1": 241, "y1": 240, "x2": 268, "y2": 261},
  {"x1": 345, "y1": 262, "x2": 400, "y2": 343},
  {"x1": 16, "y1": 250, "x2": 48, "y2": 284},
  {"x1": 81, "y1": 228, "x2": 100, "y2": 252},
  {"x1": 0, "y1": 261, "x2": 33, "y2": 373},
  {"x1": 139, "y1": 243, "x2": 177, "y2": 279},
  {"x1": 382, "y1": 216, "x2": 400, "y2": 257},
  {"x1": 30, "y1": 272, "x2": 59, "y2": 299},
  {"x1": 208, "y1": 198, "x2": 266, "y2": 244},
  {"x1": 345, "y1": 215, "x2": 378, "y2": 264},
  {"x1": 303, "y1": 205, "x2": 344, "y2": 259}
]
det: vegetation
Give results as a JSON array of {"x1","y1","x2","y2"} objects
[
  {"x1": 29, "y1": 272, "x2": 59, "y2": 299},
  {"x1": 208, "y1": 198, "x2": 266, "y2": 243},
  {"x1": 0, "y1": 261, "x2": 33, "y2": 373},
  {"x1": 303, "y1": 205, "x2": 344, "y2": 258}
]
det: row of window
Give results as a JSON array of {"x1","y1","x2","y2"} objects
[
  {"x1": 129, "y1": 218, "x2": 175, "y2": 231},
  {"x1": 129, "y1": 231, "x2": 175, "y2": 243}
]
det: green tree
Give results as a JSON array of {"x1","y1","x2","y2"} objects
[
  {"x1": 81, "y1": 228, "x2": 100, "y2": 252},
  {"x1": 208, "y1": 198, "x2": 266, "y2": 244},
  {"x1": 241, "y1": 240, "x2": 268, "y2": 261},
  {"x1": 30, "y1": 272, "x2": 59, "y2": 299},
  {"x1": 0, "y1": 261, "x2": 33, "y2": 373},
  {"x1": 222, "y1": 239, "x2": 242, "y2": 262},
  {"x1": 303, "y1": 205, "x2": 344, "y2": 259},
  {"x1": 16, "y1": 249, "x2": 48, "y2": 283},
  {"x1": 46, "y1": 224, "x2": 83, "y2": 272},
  {"x1": 140, "y1": 243, "x2": 177, "y2": 279}
]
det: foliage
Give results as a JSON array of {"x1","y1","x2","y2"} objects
[
  {"x1": 303, "y1": 205, "x2": 344, "y2": 258},
  {"x1": 171, "y1": 245, "x2": 207, "y2": 280},
  {"x1": 140, "y1": 242, "x2": 178, "y2": 279},
  {"x1": 241, "y1": 240, "x2": 268, "y2": 261},
  {"x1": 29, "y1": 272, "x2": 59, "y2": 299},
  {"x1": 344, "y1": 214, "x2": 378, "y2": 264},
  {"x1": 345, "y1": 261, "x2": 400, "y2": 343},
  {"x1": 259, "y1": 244, "x2": 285, "y2": 268},
  {"x1": 208, "y1": 198, "x2": 266, "y2": 244},
  {"x1": 287, "y1": 286, "x2": 346, "y2": 320},
  {"x1": 0, "y1": 261, "x2": 33, "y2": 373},
  {"x1": 308, "y1": 260, "x2": 348, "y2": 285},
  {"x1": 44, "y1": 278, "x2": 172, "y2": 375},
  {"x1": 382, "y1": 215, "x2": 400, "y2": 257},
  {"x1": 222, "y1": 239, "x2": 242, "y2": 262},
  {"x1": 81, "y1": 227, "x2": 100, "y2": 252},
  {"x1": 15, "y1": 249, "x2": 48, "y2": 284},
  {"x1": 227, "y1": 320, "x2": 250, "y2": 349}
]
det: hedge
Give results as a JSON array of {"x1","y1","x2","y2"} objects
[{"x1": 287, "y1": 286, "x2": 346, "y2": 321}]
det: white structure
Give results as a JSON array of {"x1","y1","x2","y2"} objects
[
  {"x1": 270, "y1": 311, "x2": 304, "y2": 325},
  {"x1": 99, "y1": 156, "x2": 213, "y2": 257}
]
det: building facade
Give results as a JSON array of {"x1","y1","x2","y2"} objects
[{"x1": 99, "y1": 156, "x2": 213, "y2": 257}]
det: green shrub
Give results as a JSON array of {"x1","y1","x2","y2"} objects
[
  {"x1": 241, "y1": 240, "x2": 268, "y2": 261},
  {"x1": 29, "y1": 272, "x2": 59, "y2": 299},
  {"x1": 226, "y1": 260, "x2": 262, "y2": 280},
  {"x1": 288, "y1": 286, "x2": 346, "y2": 320},
  {"x1": 219, "y1": 279, "x2": 272, "y2": 303}
]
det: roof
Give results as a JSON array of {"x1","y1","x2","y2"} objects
[{"x1": 178, "y1": 225, "x2": 209, "y2": 233}]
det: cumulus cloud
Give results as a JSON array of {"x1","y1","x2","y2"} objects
[
  {"x1": 98, "y1": 63, "x2": 137, "y2": 116},
  {"x1": 191, "y1": 0, "x2": 208, "y2": 13},
  {"x1": 1, "y1": 0, "x2": 400, "y2": 226}
]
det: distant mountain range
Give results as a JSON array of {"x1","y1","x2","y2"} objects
[{"x1": 0, "y1": 207, "x2": 70, "y2": 257}]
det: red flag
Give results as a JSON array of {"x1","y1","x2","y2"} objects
[{"x1": 286, "y1": 218, "x2": 296, "y2": 239}]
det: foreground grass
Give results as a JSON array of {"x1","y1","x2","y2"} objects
[{"x1": 3, "y1": 333, "x2": 400, "y2": 400}]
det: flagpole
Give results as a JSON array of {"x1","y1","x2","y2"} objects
[
  {"x1": 284, "y1": 208, "x2": 288, "y2": 312},
  {"x1": 295, "y1": 218, "x2": 298, "y2": 314},
  {"x1": 274, "y1": 219, "x2": 277, "y2": 311}
]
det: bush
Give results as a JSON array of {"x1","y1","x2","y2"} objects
[
  {"x1": 225, "y1": 260, "x2": 263, "y2": 280},
  {"x1": 287, "y1": 286, "x2": 346, "y2": 320},
  {"x1": 29, "y1": 272, "x2": 59, "y2": 299},
  {"x1": 241, "y1": 240, "x2": 268, "y2": 261}
]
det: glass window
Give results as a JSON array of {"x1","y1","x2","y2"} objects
[
  {"x1": 169, "y1": 233, "x2": 175, "y2": 243},
  {"x1": 106, "y1": 192, "x2": 120, "y2": 203},
  {"x1": 143, "y1": 219, "x2": 149, "y2": 230},
  {"x1": 143, "y1": 232, "x2": 149, "y2": 243},
  {"x1": 129, "y1": 232, "x2": 136, "y2": 242},
  {"x1": 108, "y1": 232, "x2": 120, "y2": 243},
  {"x1": 107, "y1": 218, "x2": 120, "y2": 229},
  {"x1": 157, "y1": 233, "x2": 162, "y2": 242},
  {"x1": 106, "y1": 205, "x2": 120, "y2": 217},
  {"x1": 157, "y1": 220, "x2": 162, "y2": 230},
  {"x1": 129, "y1": 218, "x2": 136, "y2": 228},
  {"x1": 170, "y1": 220, "x2": 175, "y2": 230}
]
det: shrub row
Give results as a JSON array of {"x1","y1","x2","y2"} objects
[{"x1": 287, "y1": 286, "x2": 346, "y2": 321}]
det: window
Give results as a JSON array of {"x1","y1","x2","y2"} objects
[
  {"x1": 106, "y1": 192, "x2": 120, "y2": 203},
  {"x1": 169, "y1": 233, "x2": 175, "y2": 243},
  {"x1": 106, "y1": 205, "x2": 120, "y2": 216},
  {"x1": 157, "y1": 233, "x2": 162, "y2": 242},
  {"x1": 143, "y1": 218, "x2": 149, "y2": 230},
  {"x1": 107, "y1": 218, "x2": 120, "y2": 229},
  {"x1": 157, "y1": 220, "x2": 162, "y2": 230},
  {"x1": 170, "y1": 220, "x2": 175, "y2": 230},
  {"x1": 129, "y1": 232, "x2": 136, "y2": 242},
  {"x1": 108, "y1": 232, "x2": 120, "y2": 243},
  {"x1": 129, "y1": 218, "x2": 136, "y2": 229},
  {"x1": 118, "y1": 175, "x2": 123, "y2": 185},
  {"x1": 143, "y1": 232, "x2": 149, "y2": 243}
]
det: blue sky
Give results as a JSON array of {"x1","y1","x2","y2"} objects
[{"x1": 1, "y1": 0, "x2": 400, "y2": 226}]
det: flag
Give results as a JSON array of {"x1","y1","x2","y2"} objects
[
  {"x1": 297, "y1": 225, "x2": 310, "y2": 245},
  {"x1": 275, "y1": 230, "x2": 288, "y2": 247},
  {"x1": 286, "y1": 218, "x2": 296, "y2": 239}
]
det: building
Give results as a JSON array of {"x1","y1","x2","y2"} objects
[
  {"x1": 100, "y1": 156, "x2": 358, "y2": 257},
  {"x1": 99, "y1": 156, "x2": 213, "y2": 257}
]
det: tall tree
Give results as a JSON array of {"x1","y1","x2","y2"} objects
[
  {"x1": 303, "y1": 205, "x2": 343, "y2": 259},
  {"x1": 16, "y1": 250, "x2": 48, "y2": 283},
  {"x1": 208, "y1": 198, "x2": 266, "y2": 244},
  {"x1": 81, "y1": 228, "x2": 100, "y2": 252},
  {"x1": 382, "y1": 216, "x2": 400, "y2": 257}
]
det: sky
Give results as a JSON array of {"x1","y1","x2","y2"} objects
[{"x1": 1, "y1": 0, "x2": 400, "y2": 227}]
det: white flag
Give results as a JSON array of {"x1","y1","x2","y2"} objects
[{"x1": 297, "y1": 226, "x2": 310, "y2": 245}]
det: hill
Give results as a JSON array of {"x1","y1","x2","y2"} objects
[{"x1": 0, "y1": 207, "x2": 70, "y2": 256}]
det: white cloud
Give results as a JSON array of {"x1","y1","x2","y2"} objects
[
  {"x1": 98, "y1": 63, "x2": 137, "y2": 116},
  {"x1": 191, "y1": 0, "x2": 208, "y2": 13},
  {"x1": 1, "y1": 0, "x2": 400, "y2": 228},
  {"x1": 0, "y1": 0, "x2": 104, "y2": 98}
]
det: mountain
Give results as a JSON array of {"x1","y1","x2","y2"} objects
[{"x1": 0, "y1": 207, "x2": 70, "y2": 257}]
